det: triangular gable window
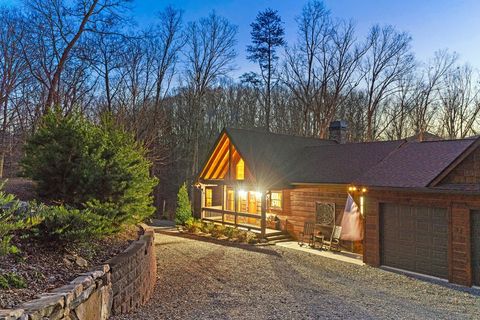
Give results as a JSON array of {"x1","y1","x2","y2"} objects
[{"x1": 199, "y1": 133, "x2": 249, "y2": 181}]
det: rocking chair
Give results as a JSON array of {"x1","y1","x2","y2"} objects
[
  {"x1": 298, "y1": 221, "x2": 315, "y2": 247},
  {"x1": 321, "y1": 225, "x2": 342, "y2": 251}
]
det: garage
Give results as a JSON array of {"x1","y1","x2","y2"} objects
[
  {"x1": 471, "y1": 210, "x2": 480, "y2": 286},
  {"x1": 380, "y1": 203, "x2": 448, "y2": 279}
]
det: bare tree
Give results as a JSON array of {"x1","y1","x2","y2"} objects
[
  {"x1": 183, "y1": 12, "x2": 237, "y2": 181},
  {"x1": 283, "y1": 0, "x2": 330, "y2": 136},
  {"x1": 362, "y1": 25, "x2": 415, "y2": 141},
  {"x1": 152, "y1": 7, "x2": 184, "y2": 112},
  {"x1": 0, "y1": 9, "x2": 27, "y2": 177},
  {"x1": 439, "y1": 64, "x2": 480, "y2": 138},
  {"x1": 284, "y1": 1, "x2": 365, "y2": 138},
  {"x1": 410, "y1": 50, "x2": 457, "y2": 138},
  {"x1": 24, "y1": 0, "x2": 129, "y2": 112},
  {"x1": 384, "y1": 74, "x2": 417, "y2": 140}
]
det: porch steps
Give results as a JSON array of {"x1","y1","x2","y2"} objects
[{"x1": 265, "y1": 231, "x2": 293, "y2": 243}]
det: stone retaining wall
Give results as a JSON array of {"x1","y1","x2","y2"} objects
[{"x1": 0, "y1": 224, "x2": 156, "y2": 320}]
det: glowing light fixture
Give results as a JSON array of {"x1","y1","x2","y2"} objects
[
  {"x1": 238, "y1": 190, "x2": 247, "y2": 197},
  {"x1": 362, "y1": 188, "x2": 367, "y2": 193},
  {"x1": 255, "y1": 191, "x2": 262, "y2": 199}
]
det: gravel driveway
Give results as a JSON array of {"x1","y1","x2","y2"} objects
[{"x1": 112, "y1": 231, "x2": 480, "y2": 320}]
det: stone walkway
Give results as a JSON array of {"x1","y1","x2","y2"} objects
[{"x1": 112, "y1": 232, "x2": 480, "y2": 320}]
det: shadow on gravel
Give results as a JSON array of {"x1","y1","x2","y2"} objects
[{"x1": 155, "y1": 230, "x2": 282, "y2": 257}]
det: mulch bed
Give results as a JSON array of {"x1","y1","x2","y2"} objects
[{"x1": 0, "y1": 226, "x2": 140, "y2": 309}]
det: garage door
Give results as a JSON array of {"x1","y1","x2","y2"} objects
[
  {"x1": 380, "y1": 203, "x2": 448, "y2": 279},
  {"x1": 471, "y1": 210, "x2": 480, "y2": 286}
]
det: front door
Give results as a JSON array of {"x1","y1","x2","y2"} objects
[
  {"x1": 248, "y1": 192, "x2": 257, "y2": 214},
  {"x1": 225, "y1": 188, "x2": 235, "y2": 223},
  {"x1": 248, "y1": 192, "x2": 259, "y2": 226}
]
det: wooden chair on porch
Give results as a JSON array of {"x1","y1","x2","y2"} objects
[
  {"x1": 320, "y1": 225, "x2": 342, "y2": 251},
  {"x1": 298, "y1": 221, "x2": 316, "y2": 247}
]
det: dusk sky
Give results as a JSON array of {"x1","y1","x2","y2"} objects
[
  {"x1": 3, "y1": 0, "x2": 480, "y2": 78},
  {"x1": 132, "y1": 0, "x2": 480, "y2": 78}
]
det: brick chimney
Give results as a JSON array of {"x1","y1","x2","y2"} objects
[{"x1": 328, "y1": 120, "x2": 348, "y2": 144}]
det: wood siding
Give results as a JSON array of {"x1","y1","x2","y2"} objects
[
  {"x1": 440, "y1": 146, "x2": 480, "y2": 185},
  {"x1": 471, "y1": 210, "x2": 480, "y2": 286},
  {"x1": 277, "y1": 185, "x2": 362, "y2": 253}
]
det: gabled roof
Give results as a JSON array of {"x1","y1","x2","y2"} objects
[
  {"x1": 406, "y1": 132, "x2": 443, "y2": 142},
  {"x1": 225, "y1": 128, "x2": 336, "y2": 188},
  {"x1": 200, "y1": 127, "x2": 480, "y2": 191},
  {"x1": 355, "y1": 138, "x2": 478, "y2": 188},
  {"x1": 291, "y1": 141, "x2": 405, "y2": 184}
]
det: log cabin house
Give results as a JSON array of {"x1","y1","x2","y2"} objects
[{"x1": 195, "y1": 123, "x2": 480, "y2": 287}]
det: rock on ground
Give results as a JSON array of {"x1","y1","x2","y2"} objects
[{"x1": 112, "y1": 232, "x2": 480, "y2": 320}]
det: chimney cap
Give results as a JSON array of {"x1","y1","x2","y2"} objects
[{"x1": 329, "y1": 120, "x2": 348, "y2": 130}]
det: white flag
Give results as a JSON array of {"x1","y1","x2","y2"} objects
[{"x1": 340, "y1": 194, "x2": 364, "y2": 241}]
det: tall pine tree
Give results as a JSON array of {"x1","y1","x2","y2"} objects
[{"x1": 247, "y1": 9, "x2": 285, "y2": 132}]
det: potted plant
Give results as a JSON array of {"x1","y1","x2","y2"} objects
[{"x1": 266, "y1": 214, "x2": 277, "y2": 229}]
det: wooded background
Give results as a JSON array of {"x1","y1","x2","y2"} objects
[{"x1": 0, "y1": 0, "x2": 479, "y2": 215}]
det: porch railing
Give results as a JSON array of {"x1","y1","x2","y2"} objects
[{"x1": 201, "y1": 207, "x2": 264, "y2": 233}]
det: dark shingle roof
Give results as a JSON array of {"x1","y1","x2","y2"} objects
[
  {"x1": 406, "y1": 132, "x2": 443, "y2": 142},
  {"x1": 219, "y1": 127, "x2": 479, "y2": 190},
  {"x1": 355, "y1": 139, "x2": 477, "y2": 188},
  {"x1": 225, "y1": 128, "x2": 336, "y2": 188},
  {"x1": 290, "y1": 141, "x2": 405, "y2": 184}
]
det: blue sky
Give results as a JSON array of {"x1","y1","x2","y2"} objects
[
  {"x1": 2, "y1": 0, "x2": 480, "y2": 78},
  {"x1": 133, "y1": 0, "x2": 480, "y2": 78}
]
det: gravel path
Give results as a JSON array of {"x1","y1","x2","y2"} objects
[{"x1": 112, "y1": 232, "x2": 480, "y2": 320}]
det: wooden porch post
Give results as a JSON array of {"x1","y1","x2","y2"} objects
[
  {"x1": 261, "y1": 191, "x2": 267, "y2": 238},
  {"x1": 222, "y1": 185, "x2": 226, "y2": 224},
  {"x1": 234, "y1": 187, "x2": 238, "y2": 227},
  {"x1": 200, "y1": 185, "x2": 205, "y2": 219}
]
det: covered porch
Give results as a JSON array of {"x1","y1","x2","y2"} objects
[
  {"x1": 196, "y1": 130, "x2": 286, "y2": 238},
  {"x1": 198, "y1": 183, "x2": 282, "y2": 238}
]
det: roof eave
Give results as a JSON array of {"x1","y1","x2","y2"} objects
[{"x1": 427, "y1": 137, "x2": 480, "y2": 187}]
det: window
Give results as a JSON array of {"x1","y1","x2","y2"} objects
[
  {"x1": 205, "y1": 188, "x2": 213, "y2": 207},
  {"x1": 236, "y1": 159, "x2": 244, "y2": 180},
  {"x1": 270, "y1": 191, "x2": 282, "y2": 209},
  {"x1": 238, "y1": 190, "x2": 247, "y2": 212}
]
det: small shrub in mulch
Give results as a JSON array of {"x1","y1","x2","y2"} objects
[
  {"x1": 210, "y1": 224, "x2": 226, "y2": 238},
  {"x1": 184, "y1": 217, "x2": 203, "y2": 233},
  {"x1": 0, "y1": 273, "x2": 26, "y2": 289},
  {"x1": 201, "y1": 222, "x2": 215, "y2": 234},
  {"x1": 181, "y1": 218, "x2": 259, "y2": 244}
]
